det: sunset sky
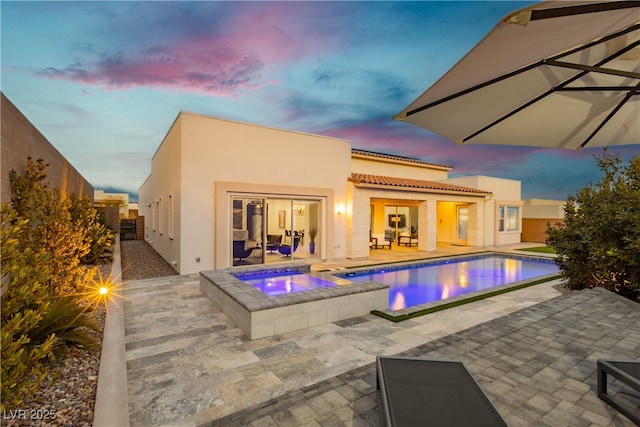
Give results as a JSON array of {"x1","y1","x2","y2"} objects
[{"x1": 2, "y1": 1, "x2": 637, "y2": 201}]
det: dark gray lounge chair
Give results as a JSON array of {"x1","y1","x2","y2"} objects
[{"x1": 376, "y1": 356, "x2": 507, "y2": 427}]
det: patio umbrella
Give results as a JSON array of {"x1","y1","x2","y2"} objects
[{"x1": 395, "y1": 1, "x2": 640, "y2": 149}]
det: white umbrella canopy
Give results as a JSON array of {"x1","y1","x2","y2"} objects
[{"x1": 395, "y1": 1, "x2": 640, "y2": 149}]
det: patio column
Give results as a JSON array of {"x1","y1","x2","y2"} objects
[
  {"x1": 348, "y1": 186, "x2": 370, "y2": 258},
  {"x1": 418, "y1": 200, "x2": 436, "y2": 252},
  {"x1": 467, "y1": 202, "x2": 484, "y2": 247}
]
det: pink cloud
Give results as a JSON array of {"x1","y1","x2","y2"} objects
[
  {"x1": 39, "y1": 44, "x2": 265, "y2": 95},
  {"x1": 37, "y1": 3, "x2": 338, "y2": 95}
]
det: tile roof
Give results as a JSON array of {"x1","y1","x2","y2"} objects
[
  {"x1": 349, "y1": 173, "x2": 492, "y2": 195},
  {"x1": 351, "y1": 149, "x2": 452, "y2": 170}
]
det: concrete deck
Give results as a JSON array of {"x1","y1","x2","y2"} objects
[{"x1": 117, "y1": 244, "x2": 639, "y2": 426}]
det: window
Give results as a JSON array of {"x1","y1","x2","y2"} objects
[
  {"x1": 168, "y1": 194, "x2": 174, "y2": 239},
  {"x1": 499, "y1": 206, "x2": 519, "y2": 232},
  {"x1": 159, "y1": 197, "x2": 163, "y2": 235},
  {"x1": 152, "y1": 200, "x2": 159, "y2": 232}
]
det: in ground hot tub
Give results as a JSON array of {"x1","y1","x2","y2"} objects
[{"x1": 200, "y1": 262, "x2": 388, "y2": 340}]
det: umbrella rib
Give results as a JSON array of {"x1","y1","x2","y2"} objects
[
  {"x1": 405, "y1": 63, "x2": 540, "y2": 116},
  {"x1": 529, "y1": 1, "x2": 640, "y2": 21},
  {"x1": 579, "y1": 84, "x2": 640, "y2": 149},
  {"x1": 556, "y1": 86, "x2": 638, "y2": 91},
  {"x1": 545, "y1": 59, "x2": 640, "y2": 80},
  {"x1": 462, "y1": 89, "x2": 554, "y2": 144},
  {"x1": 547, "y1": 23, "x2": 640, "y2": 64}
]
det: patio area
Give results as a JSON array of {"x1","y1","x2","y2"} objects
[{"x1": 118, "y1": 244, "x2": 640, "y2": 426}]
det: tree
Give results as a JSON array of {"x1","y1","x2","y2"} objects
[{"x1": 546, "y1": 151, "x2": 640, "y2": 301}]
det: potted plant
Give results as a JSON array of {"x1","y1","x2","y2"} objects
[{"x1": 308, "y1": 226, "x2": 318, "y2": 254}]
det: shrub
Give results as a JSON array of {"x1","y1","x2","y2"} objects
[
  {"x1": 1, "y1": 207, "x2": 56, "y2": 409},
  {"x1": 2, "y1": 158, "x2": 106, "y2": 408},
  {"x1": 546, "y1": 151, "x2": 640, "y2": 301},
  {"x1": 68, "y1": 193, "x2": 113, "y2": 265},
  {"x1": 9, "y1": 158, "x2": 96, "y2": 295}
]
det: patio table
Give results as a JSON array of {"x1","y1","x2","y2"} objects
[{"x1": 376, "y1": 356, "x2": 507, "y2": 427}]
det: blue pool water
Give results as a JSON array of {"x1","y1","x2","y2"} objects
[
  {"x1": 240, "y1": 271, "x2": 336, "y2": 296},
  {"x1": 339, "y1": 255, "x2": 558, "y2": 310}
]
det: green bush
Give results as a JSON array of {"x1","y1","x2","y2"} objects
[
  {"x1": 1, "y1": 158, "x2": 107, "y2": 409},
  {"x1": 1, "y1": 208, "x2": 56, "y2": 409},
  {"x1": 68, "y1": 193, "x2": 113, "y2": 265},
  {"x1": 9, "y1": 158, "x2": 97, "y2": 295},
  {"x1": 546, "y1": 151, "x2": 640, "y2": 301}
]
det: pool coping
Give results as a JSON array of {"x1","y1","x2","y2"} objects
[
  {"x1": 338, "y1": 252, "x2": 561, "y2": 321},
  {"x1": 199, "y1": 261, "x2": 390, "y2": 339},
  {"x1": 200, "y1": 261, "x2": 388, "y2": 312},
  {"x1": 199, "y1": 252, "x2": 561, "y2": 337}
]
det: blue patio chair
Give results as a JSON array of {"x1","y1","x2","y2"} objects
[{"x1": 278, "y1": 236, "x2": 300, "y2": 256}]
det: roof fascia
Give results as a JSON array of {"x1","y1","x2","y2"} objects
[
  {"x1": 351, "y1": 152, "x2": 452, "y2": 171},
  {"x1": 351, "y1": 181, "x2": 492, "y2": 197}
]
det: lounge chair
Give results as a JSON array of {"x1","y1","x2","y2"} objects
[
  {"x1": 233, "y1": 240, "x2": 255, "y2": 263},
  {"x1": 266, "y1": 234, "x2": 282, "y2": 253},
  {"x1": 377, "y1": 356, "x2": 506, "y2": 426},
  {"x1": 278, "y1": 236, "x2": 300, "y2": 256},
  {"x1": 371, "y1": 233, "x2": 392, "y2": 249}
]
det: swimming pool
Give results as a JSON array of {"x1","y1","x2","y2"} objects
[{"x1": 339, "y1": 254, "x2": 559, "y2": 310}]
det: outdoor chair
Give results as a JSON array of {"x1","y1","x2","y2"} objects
[
  {"x1": 266, "y1": 234, "x2": 282, "y2": 253},
  {"x1": 371, "y1": 233, "x2": 392, "y2": 249},
  {"x1": 597, "y1": 359, "x2": 640, "y2": 425},
  {"x1": 278, "y1": 236, "x2": 300, "y2": 256},
  {"x1": 398, "y1": 231, "x2": 418, "y2": 247},
  {"x1": 233, "y1": 240, "x2": 255, "y2": 262}
]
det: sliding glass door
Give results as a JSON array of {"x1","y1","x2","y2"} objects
[
  {"x1": 384, "y1": 205, "x2": 418, "y2": 245},
  {"x1": 230, "y1": 195, "x2": 321, "y2": 266}
]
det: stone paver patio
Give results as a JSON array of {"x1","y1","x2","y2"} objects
[{"x1": 121, "y1": 246, "x2": 640, "y2": 426}]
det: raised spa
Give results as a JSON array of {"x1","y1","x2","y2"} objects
[{"x1": 200, "y1": 263, "x2": 388, "y2": 340}]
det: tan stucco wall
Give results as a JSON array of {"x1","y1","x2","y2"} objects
[
  {"x1": 443, "y1": 175, "x2": 522, "y2": 246},
  {"x1": 1, "y1": 93, "x2": 93, "y2": 205},
  {"x1": 523, "y1": 198, "x2": 565, "y2": 219},
  {"x1": 139, "y1": 112, "x2": 351, "y2": 273},
  {"x1": 138, "y1": 115, "x2": 182, "y2": 272}
]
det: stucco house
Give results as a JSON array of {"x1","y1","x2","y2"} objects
[{"x1": 139, "y1": 111, "x2": 524, "y2": 274}]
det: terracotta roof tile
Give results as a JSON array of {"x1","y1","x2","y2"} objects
[{"x1": 349, "y1": 173, "x2": 492, "y2": 195}]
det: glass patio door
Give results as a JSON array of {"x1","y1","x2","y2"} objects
[
  {"x1": 455, "y1": 205, "x2": 469, "y2": 246},
  {"x1": 231, "y1": 197, "x2": 265, "y2": 266},
  {"x1": 231, "y1": 196, "x2": 322, "y2": 266}
]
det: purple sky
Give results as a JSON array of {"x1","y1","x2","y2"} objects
[{"x1": 2, "y1": 1, "x2": 637, "y2": 201}]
